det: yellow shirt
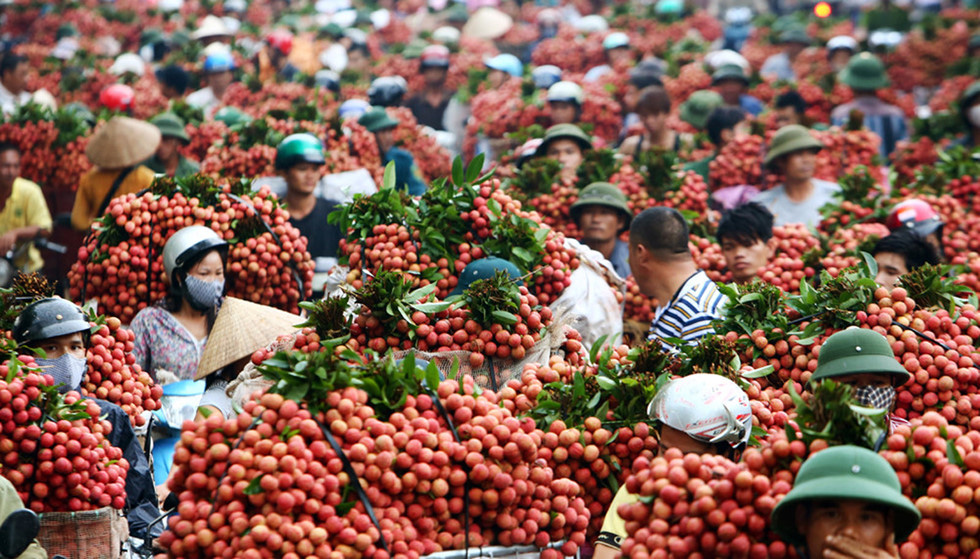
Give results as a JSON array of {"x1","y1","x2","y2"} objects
[
  {"x1": 71, "y1": 166, "x2": 156, "y2": 231},
  {"x1": 0, "y1": 177, "x2": 53, "y2": 272},
  {"x1": 596, "y1": 485, "x2": 641, "y2": 551}
]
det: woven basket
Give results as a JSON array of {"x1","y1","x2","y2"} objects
[{"x1": 38, "y1": 506, "x2": 126, "y2": 559}]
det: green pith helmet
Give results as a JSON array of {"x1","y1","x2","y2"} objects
[
  {"x1": 402, "y1": 39, "x2": 428, "y2": 59},
  {"x1": 771, "y1": 445, "x2": 920, "y2": 546},
  {"x1": 778, "y1": 25, "x2": 811, "y2": 45},
  {"x1": 840, "y1": 52, "x2": 890, "y2": 91},
  {"x1": 679, "y1": 90, "x2": 723, "y2": 130},
  {"x1": 809, "y1": 328, "x2": 912, "y2": 385},
  {"x1": 357, "y1": 108, "x2": 400, "y2": 133},
  {"x1": 12, "y1": 298, "x2": 90, "y2": 346},
  {"x1": 535, "y1": 123, "x2": 592, "y2": 157},
  {"x1": 56, "y1": 23, "x2": 79, "y2": 40},
  {"x1": 446, "y1": 3, "x2": 469, "y2": 23},
  {"x1": 570, "y1": 182, "x2": 633, "y2": 234},
  {"x1": 711, "y1": 64, "x2": 749, "y2": 86},
  {"x1": 214, "y1": 106, "x2": 252, "y2": 128},
  {"x1": 763, "y1": 124, "x2": 824, "y2": 166},
  {"x1": 150, "y1": 112, "x2": 190, "y2": 143},
  {"x1": 450, "y1": 257, "x2": 524, "y2": 296},
  {"x1": 275, "y1": 133, "x2": 326, "y2": 170},
  {"x1": 140, "y1": 28, "x2": 166, "y2": 47}
]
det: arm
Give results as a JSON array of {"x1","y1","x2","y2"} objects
[
  {"x1": 71, "y1": 175, "x2": 93, "y2": 231},
  {"x1": 618, "y1": 136, "x2": 640, "y2": 157}
]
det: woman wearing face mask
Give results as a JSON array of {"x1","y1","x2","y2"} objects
[
  {"x1": 131, "y1": 225, "x2": 228, "y2": 382},
  {"x1": 807, "y1": 328, "x2": 912, "y2": 438}
]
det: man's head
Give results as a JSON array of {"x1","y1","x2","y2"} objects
[
  {"x1": 12, "y1": 298, "x2": 91, "y2": 393},
  {"x1": 826, "y1": 35, "x2": 858, "y2": 72},
  {"x1": 155, "y1": 65, "x2": 190, "y2": 99},
  {"x1": 840, "y1": 53, "x2": 890, "y2": 95},
  {"x1": 871, "y1": 229, "x2": 940, "y2": 289},
  {"x1": 570, "y1": 182, "x2": 632, "y2": 247},
  {"x1": 358, "y1": 108, "x2": 401, "y2": 154},
  {"x1": 150, "y1": 113, "x2": 190, "y2": 163},
  {"x1": 717, "y1": 202, "x2": 775, "y2": 283},
  {"x1": 202, "y1": 51, "x2": 235, "y2": 92},
  {"x1": 711, "y1": 65, "x2": 749, "y2": 106},
  {"x1": 347, "y1": 43, "x2": 371, "y2": 76},
  {"x1": 275, "y1": 133, "x2": 326, "y2": 194},
  {"x1": 680, "y1": 90, "x2": 724, "y2": 132},
  {"x1": 886, "y1": 199, "x2": 944, "y2": 257},
  {"x1": 367, "y1": 76, "x2": 407, "y2": 108},
  {"x1": 648, "y1": 374, "x2": 753, "y2": 459},
  {"x1": 635, "y1": 86, "x2": 671, "y2": 136},
  {"x1": 0, "y1": 142, "x2": 20, "y2": 192},
  {"x1": 547, "y1": 81, "x2": 583, "y2": 125},
  {"x1": 809, "y1": 328, "x2": 912, "y2": 411},
  {"x1": 628, "y1": 207, "x2": 692, "y2": 296},
  {"x1": 771, "y1": 445, "x2": 920, "y2": 559},
  {"x1": 764, "y1": 124, "x2": 822, "y2": 179},
  {"x1": 602, "y1": 32, "x2": 633, "y2": 66},
  {"x1": 623, "y1": 62, "x2": 664, "y2": 113},
  {"x1": 0, "y1": 52, "x2": 28, "y2": 95},
  {"x1": 773, "y1": 90, "x2": 806, "y2": 128},
  {"x1": 705, "y1": 106, "x2": 748, "y2": 148},
  {"x1": 485, "y1": 54, "x2": 523, "y2": 89},
  {"x1": 778, "y1": 26, "x2": 811, "y2": 59},
  {"x1": 419, "y1": 45, "x2": 451, "y2": 87},
  {"x1": 535, "y1": 123, "x2": 591, "y2": 180}
]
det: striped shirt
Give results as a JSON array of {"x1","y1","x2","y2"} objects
[
  {"x1": 649, "y1": 271, "x2": 727, "y2": 345},
  {"x1": 830, "y1": 96, "x2": 907, "y2": 159}
]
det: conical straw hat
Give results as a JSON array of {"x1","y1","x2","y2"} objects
[
  {"x1": 462, "y1": 7, "x2": 513, "y2": 41},
  {"x1": 85, "y1": 116, "x2": 162, "y2": 169},
  {"x1": 195, "y1": 298, "x2": 303, "y2": 380}
]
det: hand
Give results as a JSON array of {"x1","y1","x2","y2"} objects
[
  {"x1": 0, "y1": 231, "x2": 17, "y2": 254},
  {"x1": 822, "y1": 535, "x2": 899, "y2": 558}
]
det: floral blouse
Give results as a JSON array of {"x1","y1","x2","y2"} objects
[{"x1": 130, "y1": 306, "x2": 207, "y2": 382}]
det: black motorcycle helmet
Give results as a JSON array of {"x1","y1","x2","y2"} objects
[
  {"x1": 368, "y1": 76, "x2": 407, "y2": 107},
  {"x1": 12, "y1": 298, "x2": 90, "y2": 346}
]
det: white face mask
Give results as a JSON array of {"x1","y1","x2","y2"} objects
[{"x1": 969, "y1": 105, "x2": 980, "y2": 128}]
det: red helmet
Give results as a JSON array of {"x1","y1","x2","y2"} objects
[
  {"x1": 100, "y1": 84, "x2": 135, "y2": 112},
  {"x1": 420, "y1": 44, "x2": 450, "y2": 69},
  {"x1": 886, "y1": 199, "x2": 944, "y2": 237},
  {"x1": 265, "y1": 29, "x2": 294, "y2": 55}
]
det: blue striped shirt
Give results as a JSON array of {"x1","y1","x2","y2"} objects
[
  {"x1": 830, "y1": 96, "x2": 908, "y2": 159},
  {"x1": 649, "y1": 271, "x2": 728, "y2": 345}
]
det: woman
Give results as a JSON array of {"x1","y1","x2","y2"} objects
[
  {"x1": 71, "y1": 116, "x2": 160, "y2": 230},
  {"x1": 131, "y1": 225, "x2": 228, "y2": 382},
  {"x1": 618, "y1": 86, "x2": 678, "y2": 158}
]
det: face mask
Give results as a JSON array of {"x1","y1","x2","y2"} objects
[
  {"x1": 36, "y1": 354, "x2": 87, "y2": 394},
  {"x1": 968, "y1": 106, "x2": 980, "y2": 128},
  {"x1": 183, "y1": 275, "x2": 224, "y2": 312},
  {"x1": 854, "y1": 385, "x2": 896, "y2": 411}
]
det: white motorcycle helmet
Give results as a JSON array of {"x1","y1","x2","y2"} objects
[
  {"x1": 546, "y1": 80, "x2": 584, "y2": 105},
  {"x1": 648, "y1": 374, "x2": 753, "y2": 452},
  {"x1": 162, "y1": 225, "x2": 228, "y2": 286}
]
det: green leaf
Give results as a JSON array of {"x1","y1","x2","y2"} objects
[
  {"x1": 595, "y1": 375, "x2": 618, "y2": 392},
  {"x1": 491, "y1": 310, "x2": 518, "y2": 325},
  {"x1": 452, "y1": 156, "x2": 465, "y2": 186},
  {"x1": 512, "y1": 246, "x2": 533, "y2": 264},
  {"x1": 382, "y1": 161, "x2": 398, "y2": 191},
  {"x1": 947, "y1": 439, "x2": 965, "y2": 468},
  {"x1": 466, "y1": 154, "x2": 485, "y2": 183},
  {"x1": 243, "y1": 476, "x2": 264, "y2": 495},
  {"x1": 411, "y1": 301, "x2": 453, "y2": 313},
  {"x1": 741, "y1": 364, "x2": 775, "y2": 379}
]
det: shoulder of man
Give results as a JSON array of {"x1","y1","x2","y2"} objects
[{"x1": 12, "y1": 176, "x2": 43, "y2": 196}]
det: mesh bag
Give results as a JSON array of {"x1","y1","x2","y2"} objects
[{"x1": 38, "y1": 506, "x2": 126, "y2": 559}]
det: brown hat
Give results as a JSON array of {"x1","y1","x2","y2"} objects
[
  {"x1": 85, "y1": 116, "x2": 162, "y2": 169},
  {"x1": 194, "y1": 297, "x2": 303, "y2": 380}
]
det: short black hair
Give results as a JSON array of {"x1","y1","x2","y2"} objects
[
  {"x1": 717, "y1": 202, "x2": 774, "y2": 246},
  {"x1": 155, "y1": 65, "x2": 190, "y2": 95},
  {"x1": 0, "y1": 52, "x2": 26, "y2": 76},
  {"x1": 349, "y1": 43, "x2": 370, "y2": 58},
  {"x1": 775, "y1": 90, "x2": 807, "y2": 115},
  {"x1": 629, "y1": 207, "x2": 690, "y2": 260},
  {"x1": 872, "y1": 228, "x2": 940, "y2": 272},
  {"x1": 629, "y1": 68, "x2": 663, "y2": 90},
  {"x1": 635, "y1": 85, "x2": 671, "y2": 116},
  {"x1": 0, "y1": 142, "x2": 21, "y2": 156},
  {"x1": 705, "y1": 106, "x2": 746, "y2": 146}
]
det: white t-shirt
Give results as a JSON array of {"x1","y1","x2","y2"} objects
[
  {"x1": 185, "y1": 86, "x2": 220, "y2": 118},
  {"x1": 751, "y1": 179, "x2": 841, "y2": 230}
]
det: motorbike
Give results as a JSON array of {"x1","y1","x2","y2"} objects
[
  {"x1": 151, "y1": 379, "x2": 206, "y2": 485},
  {"x1": 0, "y1": 237, "x2": 67, "y2": 287},
  {"x1": 0, "y1": 508, "x2": 39, "y2": 559}
]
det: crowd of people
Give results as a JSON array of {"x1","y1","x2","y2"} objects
[{"x1": 0, "y1": 0, "x2": 978, "y2": 557}]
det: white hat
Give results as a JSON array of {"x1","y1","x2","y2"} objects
[
  {"x1": 462, "y1": 7, "x2": 513, "y2": 40},
  {"x1": 31, "y1": 89, "x2": 57, "y2": 111},
  {"x1": 573, "y1": 14, "x2": 608, "y2": 33},
  {"x1": 203, "y1": 42, "x2": 234, "y2": 58},
  {"x1": 97, "y1": 36, "x2": 122, "y2": 58},
  {"x1": 331, "y1": 9, "x2": 357, "y2": 28},
  {"x1": 110, "y1": 53, "x2": 147, "y2": 76},
  {"x1": 705, "y1": 49, "x2": 749, "y2": 71},
  {"x1": 316, "y1": 0, "x2": 352, "y2": 13},
  {"x1": 158, "y1": 0, "x2": 184, "y2": 12},
  {"x1": 222, "y1": 16, "x2": 242, "y2": 34},
  {"x1": 193, "y1": 15, "x2": 232, "y2": 40},
  {"x1": 432, "y1": 26, "x2": 461, "y2": 45},
  {"x1": 319, "y1": 43, "x2": 348, "y2": 72},
  {"x1": 827, "y1": 35, "x2": 859, "y2": 53},
  {"x1": 370, "y1": 9, "x2": 391, "y2": 29},
  {"x1": 51, "y1": 37, "x2": 79, "y2": 60}
]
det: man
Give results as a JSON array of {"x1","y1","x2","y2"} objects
[
  {"x1": 0, "y1": 52, "x2": 29, "y2": 117},
  {"x1": 885, "y1": 199, "x2": 944, "y2": 259},
  {"x1": 752, "y1": 124, "x2": 840, "y2": 230},
  {"x1": 809, "y1": 328, "x2": 912, "y2": 435},
  {"x1": 629, "y1": 207, "x2": 727, "y2": 344},
  {"x1": 830, "y1": 53, "x2": 907, "y2": 159},
  {"x1": 712, "y1": 64, "x2": 763, "y2": 116},
  {"x1": 678, "y1": 89, "x2": 724, "y2": 133},
  {"x1": 547, "y1": 81, "x2": 584, "y2": 126},
  {"x1": 12, "y1": 298, "x2": 161, "y2": 536},
  {"x1": 595, "y1": 374, "x2": 752, "y2": 558},
  {"x1": 619, "y1": 61, "x2": 665, "y2": 142},
  {"x1": 368, "y1": 76, "x2": 407, "y2": 108},
  {"x1": 258, "y1": 30, "x2": 300, "y2": 83},
  {"x1": 773, "y1": 90, "x2": 807, "y2": 129},
  {"x1": 186, "y1": 50, "x2": 237, "y2": 119},
  {"x1": 584, "y1": 32, "x2": 634, "y2": 83},
  {"x1": 0, "y1": 143, "x2": 52, "y2": 272},
  {"x1": 534, "y1": 123, "x2": 592, "y2": 183},
  {"x1": 872, "y1": 229, "x2": 940, "y2": 289},
  {"x1": 357, "y1": 109, "x2": 427, "y2": 196},
  {"x1": 619, "y1": 86, "x2": 676, "y2": 157},
  {"x1": 760, "y1": 26, "x2": 810, "y2": 83},
  {"x1": 274, "y1": 134, "x2": 342, "y2": 274},
  {"x1": 143, "y1": 113, "x2": 200, "y2": 178},
  {"x1": 827, "y1": 35, "x2": 859, "y2": 73},
  {"x1": 405, "y1": 45, "x2": 455, "y2": 131},
  {"x1": 155, "y1": 65, "x2": 190, "y2": 101},
  {"x1": 683, "y1": 106, "x2": 748, "y2": 182},
  {"x1": 771, "y1": 445, "x2": 920, "y2": 559},
  {"x1": 570, "y1": 182, "x2": 632, "y2": 279},
  {"x1": 717, "y1": 202, "x2": 775, "y2": 284},
  {"x1": 485, "y1": 54, "x2": 523, "y2": 90}
]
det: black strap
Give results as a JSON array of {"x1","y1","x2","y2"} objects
[
  {"x1": 96, "y1": 166, "x2": 136, "y2": 219},
  {"x1": 880, "y1": 116, "x2": 896, "y2": 161}
]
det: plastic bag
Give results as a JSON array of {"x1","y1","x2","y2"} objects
[{"x1": 550, "y1": 238, "x2": 625, "y2": 350}]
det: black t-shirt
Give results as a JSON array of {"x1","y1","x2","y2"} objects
[
  {"x1": 405, "y1": 93, "x2": 452, "y2": 131},
  {"x1": 289, "y1": 197, "x2": 341, "y2": 260}
]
